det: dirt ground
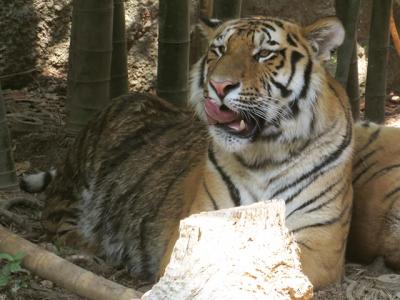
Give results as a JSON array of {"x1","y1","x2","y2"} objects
[{"x1": 1, "y1": 0, "x2": 400, "y2": 299}]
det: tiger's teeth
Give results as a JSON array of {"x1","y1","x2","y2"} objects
[{"x1": 239, "y1": 120, "x2": 246, "y2": 131}]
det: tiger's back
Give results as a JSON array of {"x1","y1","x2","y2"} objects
[{"x1": 42, "y1": 93, "x2": 208, "y2": 279}]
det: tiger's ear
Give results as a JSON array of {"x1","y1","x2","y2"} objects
[
  {"x1": 304, "y1": 17, "x2": 345, "y2": 61},
  {"x1": 198, "y1": 15, "x2": 223, "y2": 40}
]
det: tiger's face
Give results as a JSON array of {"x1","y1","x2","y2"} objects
[{"x1": 190, "y1": 16, "x2": 344, "y2": 152}]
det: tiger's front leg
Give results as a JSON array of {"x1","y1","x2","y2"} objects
[{"x1": 292, "y1": 187, "x2": 352, "y2": 289}]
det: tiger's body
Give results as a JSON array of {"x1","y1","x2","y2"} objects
[
  {"x1": 21, "y1": 16, "x2": 399, "y2": 289},
  {"x1": 350, "y1": 122, "x2": 400, "y2": 269}
]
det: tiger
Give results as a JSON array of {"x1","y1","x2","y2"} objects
[
  {"x1": 349, "y1": 121, "x2": 400, "y2": 269},
  {"x1": 19, "y1": 15, "x2": 399, "y2": 290}
]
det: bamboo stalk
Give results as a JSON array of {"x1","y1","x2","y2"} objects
[
  {"x1": 335, "y1": 0, "x2": 361, "y2": 89},
  {"x1": 347, "y1": 43, "x2": 360, "y2": 120},
  {"x1": 189, "y1": 0, "x2": 213, "y2": 65},
  {"x1": 365, "y1": 0, "x2": 393, "y2": 123},
  {"x1": 110, "y1": 0, "x2": 128, "y2": 99},
  {"x1": 157, "y1": 0, "x2": 190, "y2": 107},
  {"x1": 66, "y1": 0, "x2": 77, "y2": 110},
  {"x1": 212, "y1": 0, "x2": 242, "y2": 19},
  {"x1": 0, "y1": 225, "x2": 143, "y2": 300},
  {"x1": 0, "y1": 84, "x2": 18, "y2": 191},
  {"x1": 66, "y1": 0, "x2": 114, "y2": 134}
]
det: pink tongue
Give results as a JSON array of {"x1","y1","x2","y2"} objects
[{"x1": 204, "y1": 99, "x2": 238, "y2": 125}]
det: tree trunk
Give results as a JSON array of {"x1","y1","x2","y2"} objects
[
  {"x1": 110, "y1": 0, "x2": 128, "y2": 99},
  {"x1": 66, "y1": 0, "x2": 114, "y2": 134},
  {"x1": 157, "y1": 0, "x2": 190, "y2": 107},
  {"x1": 365, "y1": 0, "x2": 393, "y2": 124},
  {"x1": 212, "y1": 0, "x2": 242, "y2": 19},
  {"x1": 335, "y1": 0, "x2": 361, "y2": 120},
  {"x1": 143, "y1": 201, "x2": 313, "y2": 299},
  {"x1": 0, "y1": 84, "x2": 18, "y2": 190}
]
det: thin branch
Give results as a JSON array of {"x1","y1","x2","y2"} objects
[
  {"x1": 0, "y1": 68, "x2": 37, "y2": 80},
  {"x1": 390, "y1": 7, "x2": 400, "y2": 57}
]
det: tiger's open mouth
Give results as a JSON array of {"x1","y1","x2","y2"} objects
[{"x1": 204, "y1": 99, "x2": 262, "y2": 138}]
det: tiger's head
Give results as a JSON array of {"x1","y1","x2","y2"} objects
[{"x1": 190, "y1": 16, "x2": 345, "y2": 152}]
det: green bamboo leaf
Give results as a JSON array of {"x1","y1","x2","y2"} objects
[
  {"x1": 0, "y1": 253, "x2": 14, "y2": 261},
  {"x1": 12, "y1": 252, "x2": 26, "y2": 262},
  {"x1": 0, "y1": 264, "x2": 11, "y2": 277},
  {"x1": 0, "y1": 274, "x2": 10, "y2": 287},
  {"x1": 9, "y1": 262, "x2": 22, "y2": 273}
]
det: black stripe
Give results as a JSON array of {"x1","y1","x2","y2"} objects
[
  {"x1": 260, "y1": 28, "x2": 271, "y2": 40},
  {"x1": 274, "y1": 57, "x2": 285, "y2": 70},
  {"x1": 136, "y1": 142, "x2": 201, "y2": 278},
  {"x1": 203, "y1": 180, "x2": 219, "y2": 210},
  {"x1": 43, "y1": 171, "x2": 53, "y2": 187},
  {"x1": 270, "y1": 78, "x2": 292, "y2": 97},
  {"x1": 286, "y1": 178, "x2": 341, "y2": 217},
  {"x1": 287, "y1": 50, "x2": 304, "y2": 86},
  {"x1": 138, "y1": 217, "x2": 152, "y2": 279},
  {"x1": 364, "y1": 163, "x2": 400, "y2": 184},
  {"x1": 292, "y1": 204, "x2": 350, "y2": 234},
  {"x1": 309, "y1": 109, "x2": 316, "y2": 133},
  {"x1": 199, "y1": 56, "x2": 207, "y2": 88},
  {"x1": 299, "y1": 57, "x2": 313, "y2": 99},
  {"x1": 356, "y1": 128, "x2": 381, "y2": 154},
  {"x1": 353, "y1": 149, "x2": 379, "y2": 170},
  {"x1": 208, "y1": 147, "x2": 241, "y2": 206},
  {"x1": 284, "y1": 186, "x2": 304, "y2": 205},
  {"x1": 268, "y1": 40, "x2": 279, "y2": 46},
  {"x1": 287, "y1": 33, "x2": 297, "y2": 47},
  {"x1": 267, "y1": 120, "x2": 339, "y2": 185},
  {"x1": 304, "y1": 183, "x2": 348, "y2": 214},
  {"x1": 352, "y1": 161, "x2": 377, "y2": 183},
  {"x1": 384, "y1": 185, "x2": 400, "y2": 200},
  {"x1": 118, "y1": 137, "x2": 201, "y2": 278},
  {"x1": 263, "y1": 24, "x2": 276, "y2": 32},
  {"x1": 270, "y1": 19, "x2": 284, "y2": 28},
  {"x1": 94, "y1": 125, "x2": 196, "y2": 241},
  {"x1": 296, "y1": 241, "x2": 313, "y2": 250},
  {"x1": 98, "y1": 122, "x2": 187, "y2": 177},
  {"x1": 259, "y1": 130, "x2": 282, "y2": 141},
  {"x1": 288, "y1": 99, "x2": 300, "y2": 116},
  {"x1": 271, "y1": 119, "x2": 352, "y2": 199},
  {"x1": 234, "y1": 153, "x2": 277, "y2": 170}
]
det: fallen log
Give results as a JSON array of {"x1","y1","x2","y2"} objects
[
  {"x1": 0, "y1": 225, "x2": 142, "y2": 300},
  {"x1": 143, "y1": 200, "x2": 313, "y2": 299}
]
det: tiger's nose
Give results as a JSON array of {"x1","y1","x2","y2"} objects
[{"x1": 209, "y1": 80, "x2": 240, "y2": 100}]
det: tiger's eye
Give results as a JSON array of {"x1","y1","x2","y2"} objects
[{"x1": 258, "y1": 49, "x2": 270, "y2": 58}]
